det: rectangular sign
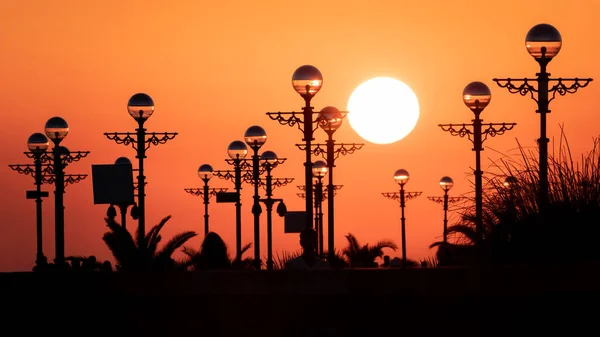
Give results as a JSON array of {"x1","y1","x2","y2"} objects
[
  {"x1": 91, "y1": 164, "x2": 135, "y2": 205},
  {"x1": 284, "y1": 211, "x2": 307, "y2": 233},
  {"x1": 26, "y1": 190, "x2": 49, "y2": 199},
  {"x1": 216, "y1": 191, "x2": 238, "y2": 203}
]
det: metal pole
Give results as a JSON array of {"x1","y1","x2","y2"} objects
[
  {"x1": 53, "y1": 146, "x2": 65, "y2": 266},
  {"x1": 234, "y1": 159, "x2": 242, "y2": 258},
  {"x1": 266, "y1": 166, "x2": 274, "y2": 270},
  {"x1": 136, "y1": 124, "x2": 146, "y2": 247},
  {"x1": 537, "y1": 56, "x2": 550, "y2": 220},
  {"x1": 203, "y1": 178, "x2": 210, "y2": 236},
  {"x1": 317, "y1": 180, "x2": 324, "y2": 256},
  {"x1": 34, "y1": 154, "x2": 44, "y2": 265},
  {"x1": 443, "y1": 190, "x2": 449, "y2": 244},
  {"x1": 326, "y1": 135, "x2": 335, "y2": 260},
  {"x1": 303, "y1": 96, "x2": 314, "y2": 229},
  {"x1": 252, "y1": 149, "x2": 261, "y2": 269},
  {"x1": 400, "y1": 184, "x2": 406, "y2": 265},
  {"x1": 473, "y1": 110, "x2": 483, "y2": 239},
  {"x1": 119, "y1": 204, "x2": 127, "y2": 230}
]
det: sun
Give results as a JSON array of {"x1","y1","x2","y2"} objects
[{"x1": 347, "y1": 77, "x2": 420, "y2": 144}]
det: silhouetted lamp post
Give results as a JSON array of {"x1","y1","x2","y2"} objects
[
  {"x1": 439, "y1": 82, "x2": 516, "y2": 239},
  {"x1": 493, "y1": 24, "x2": 592, "y2": 221},
  {"x1": 227, "y1": 140, "x2": 248, "y2": 258},
  {"x1": 267, "y1": 65, "x2": 324, "y2": 230},
  {"x1": 312, "y1": 160, "x2": 328, "y2": 255},
  {"x1": 45, "y1": 117, "x2": 90, "y2": 266},
  {"x1": 104, "y1": 93, "x2": 177, "y2": 246},
  {"x1": 184, "y1": 164, "x2": 228, "y2": 236},
  {"x1": 105, "y1": 156, "x2": 138, "y2": 230},
  {"x1": 244, "y1": 125, "x2": 268, "y2": 269},
  {"x1": 382, "y1": 169, "x2": 422, "y2": 265},
  {"x1": 427, "y1": 176, "x2": 466, "y2": 243}
]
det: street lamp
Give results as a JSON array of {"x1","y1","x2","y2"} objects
[
  {"x1": 258, "y1": 150, "x2": 292, "y2": 270},
  {"x1": 297, "y1": 106, "x2": 364, "y2": 261},
  {"x1": 184, "y1": 164, "x2": 228, "y2": 236},
  {"x1": 227, "y1": 140, "x2": 248, "y2": 258},
  {"x1": 493, "y1": 23, "x2": 592, "y2": 221},
  {"x1": 382, "y1": 169, "x2": 422, "y2": 266},
  {"x1": 244, "y1": 125, "x2": 268, "y2": 270},
  {"x1": 267, "y1": 65, "x2": 324, "y2": 230},
  {"x1": 439, "y1": 81, "x2": 516, "y2": 240},
  {"x1": 104, "y1": 93, "x2": 178, "y2": 247},
  {"x1": 427, "y1": 176, "x2": 466, "y2": 244},
  {"x1": 44, "y1": 117, "x2": 89, "y2": 266},
  {"x1": 312, "y1": 160, "x2": 328, "y2": 255},
  {"x1": 105, "y1": 156, "x2": 138, "y2": 230}
]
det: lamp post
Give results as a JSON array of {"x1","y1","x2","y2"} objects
[
  {"x1": 267, "y1": 65, "x2": 324, "y2": 230},
  {"x1": 427, "y1": 176, "x2": 466, "y2": 243},
  {"x1": 296, "y1": 106, "x2": 364, "y2": 261},
  {"x1": 226, "y1": 140, "x2": 249, "y2": 258},
  {"x1": 104, "y1": 93, "x2": 178, "y2": 247},
  {"x1": 258, "y1": 151, "x2": 293, "y2": 270},
  {"x1": 184, "y1": 164, "x2": 228, "y2": 236},
  {"x1": 105, "y1": 156, "x2": 138, "y2": 230},
  {"x1": 382, "y1": 169, "x2": 422, "y2": 265},
  {"x1": 439, "y1": 81, "x2": 516, "y2": 240},
  {"x1": 493, "y1": 24, "x2": 592, "y2": 220},
  {"x1": 44, "y1": 117, "x2": 90, "y2": 266},
  {"x1": 244, "y1": 126, "x2": 268, "y2": 269},
  {"x1": 311, "y1": 160, "x2": 328, "y2": 255}
]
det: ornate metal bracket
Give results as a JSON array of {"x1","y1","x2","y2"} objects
[
  {"x1": 104, "y1": 131, "x2": 177, "y2": 151},
  {"x1": 295, "y1": 142, "x2": 365, "y2": 161},
  {"x1": 438, "y1": 123, "x2": 516, "y2": 145},
  {"x1": 493, "y1": 77, "x2": 593, "y2": 105},
  {"x1": 381, "y1": 191, "x2": 423, "y2": 201},
  {"x1": 427, "y1": 196, "x2": 468, "y2": 204},
  {"x1": 184, "y1": 187, "x2": 229, "y2": 197}
]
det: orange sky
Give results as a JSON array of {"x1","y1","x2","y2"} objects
[{"x1": 1, "y1": 1, "x2": 599, "y2": 271}]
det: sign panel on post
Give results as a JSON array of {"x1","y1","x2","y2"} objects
[
  {"x1": 216, "y1": 191, "x2": 238, "y2": 203},
  {"x1": 26, "y1": 190, "x2": 49, "y2": 199},
  {"x1": 91, "y1": 164, "x2": 135, "y2": 205},
  {"x1": 284, "y1": 211, "x2": 307, "y2": 233}
]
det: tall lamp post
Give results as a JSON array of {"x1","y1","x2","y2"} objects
[
  {"x1": 244, "y1": 126, "x2": 268, "y2": 269},
  {"x1": 258, "y1": 151, "x2": 293, "y2": 270},
  {"x1": 382, "y1": 169, "x2": 422, "y2": 265},
  {"x1": 184, "y1": 164, "x2": 228, "y2": 236},
  {"x1": 311, "y1": 160, "x2": 328, "y2": 255},
  {"x1": 297, "y1": 106, "x2": 364, "y2": 260},
  {"x1": 439, "y1": 81, "x2": 516, "y2": 239},
  {"x1": 493, "y1": 23, "x2": 592, "y2": 220},
  {"x1": 44, "y1": 117, "x2": 90, "y2": 266},
  {"x1": 427, "y1": 176, "x2": 466, "y2": 243},
  {"x1": 104, "y1": 93, "x2": 178, "y2": 246},
  {"x1": 267, "y1": 65, "x2": 324, "y2": 230},
  {"x1": 226, "y1": 140, "x2": 249, "y2": 258}
]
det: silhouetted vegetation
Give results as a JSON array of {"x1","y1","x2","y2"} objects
[
  {"x1": 433, "y1": 133, "x2": 600, "y2": 265},
  {"x1": 182, "y1": 233, "x2": 254, "y2": 271},
  {"x1": 342, "y1": 233, "x2": 397, "y2": 267},
  {"x1": 102, "y1": 215, "x2": 197, "y2": 271}
]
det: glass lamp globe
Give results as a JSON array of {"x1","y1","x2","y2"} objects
[
  {"x1": 27, "y1": 133, "x2": 49, "y2": 153},
  {"x1": 261, "y1": 150, "x2": 278, "y2": 165},
  {"x1": 503, "y1": 176, "x2": 518, "y2": 188},
  {"x1": 127, "y1": 93, "x2": 155, "y2": 122},
  {"x1": 439, "y1": 176, "x2": 454, "y2": 191},
  {"x1": 318, "y1": 106, "x2": 343, "y2": 133},
  {"x1": 114, "y1": 157, "x2": 132, "y2": 165},
  {"x1": 463, "y1": 81, "x2": 491, "y2": 112},
  {"x1": 44, "y1": 117, "x2": 69, "y2": 143},
  {"x1": 525, "y1": 23, "x2": 562, "y2": 60},
  {"x1": 312, "y1": 160, "x2": 328, "y2": 177},
  {"x1": 227, "y1": 140, "x2": 248, "y2": 160},
  {"x1": 244, "y1": 125, "x2": 267, "y2": 150},
  {"x1": 394, "y1": 169, "x2": 410, "y2": 185},
  {"x1": 292, "y1": 65, "x2": 323, "y2": 98},
  {"x1": 198, "y1": 164, "x2": 213, "y2": 181}
]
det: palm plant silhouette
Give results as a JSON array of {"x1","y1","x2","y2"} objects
[
  {"x1": 182, "y1": 242, "x2": 254, "y2": 270},
  {"x1": 342, "y1": 233, "x2": 397, "y2": 267},
  {"x1": 102, "y1": 215, "x2": 197, "y2": 271}
]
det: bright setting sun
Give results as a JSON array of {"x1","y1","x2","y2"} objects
[{"x1": 347, "y1": 77, "x2": 420, "y2": 145}]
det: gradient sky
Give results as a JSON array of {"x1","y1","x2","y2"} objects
[{"x1": 1, "y1": 0, "x2": 599, "y2": 271}]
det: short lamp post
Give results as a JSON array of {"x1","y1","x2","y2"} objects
[
  {"x1": 104, "y1": 93, "x2": 178, "y2": 246},
  {"x1": 427, "y1": 176, "x2": 466, "y2": 243},
  {"x1": 312, "y1": 160, "x2": 328, "y2": 256},
  {"x1": 106, "y1": 156, "x2": 138, "y2": 230},
  {"x1": 382, "y1": 169, "x2": 422, "y2": 266},
  {"x1": 267, "y1": 65, "x2": 324, "y2": 230},
  {"x1": 439, "y1": 82, "x2": 516, "y2": 240},
  {"x1": 493, "y1": 23, "x2": 592, "y2": 220},
  {"x1": 184, "y1": 164, "x2": 228, "y2": 236},
  {"x1": 44, "y1": 117, "x2": 90, "y2": 266}
]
